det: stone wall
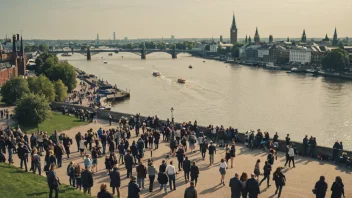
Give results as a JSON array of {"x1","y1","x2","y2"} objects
[{"x1": 51, "y1": 102, "x2": 352, "y2": 157}]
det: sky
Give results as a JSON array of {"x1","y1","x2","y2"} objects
[{"x1": 0, "y1": 0, "x2": 351, "y2": 40}]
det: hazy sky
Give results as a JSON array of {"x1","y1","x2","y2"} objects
[{"x1": 1, "y1": 0, "x2": 351, "y2": 40}]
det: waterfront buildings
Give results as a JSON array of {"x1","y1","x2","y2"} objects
[
  {"x1": 289, "y1": 46, "x2": 312, "y2": 64},
  {"x1": 230, "y1": 13, "x2": 238, "y2": 44}
]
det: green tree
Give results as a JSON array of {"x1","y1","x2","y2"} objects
[
  {"x1": 53, "y1": 80, "x2": 68, "y2": 102},
  {"x1": 45, "y1": 62, "x2": 77, "y2": 91},
  {"x1": 38, "y1": 44, "x2": 49, "y2": 52},
  {"x1": 15, "y1": 93, "x2": 51, "y2": 126},
  {"x1": 0, "y1": 77, "x2": 30, "y2": 105},
  {"x1": 204, "y1": 45, "x2": 210, "y2": 51},
  {"x1": 35, "y1": 53, "x2": 59, "y2": 74},
  {"x1": 28, "y1": 75, "x2": 56, "y2": 102},
  {"x1": 321, "y1": 49, "x2": 350, "y2": 72}
]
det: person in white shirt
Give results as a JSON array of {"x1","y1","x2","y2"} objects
[
  {"x1": 165, "y1": 160, "x2": 177, "y2": 191},
  {"x1": 285, "y1": 144, "x2": 296, "y2": 168},
  {"x1": 175, "y1": 130, "x2": 181, "y2": 145},
  {"x1": 219, "y1": 158, "x2": 227, "y2": 186},
  {"x1": 79, "y1": 137, "x2": 86, "y2": 157}
]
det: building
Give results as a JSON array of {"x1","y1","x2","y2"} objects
[
  {"x1": 301, "y1": 29, "x2": 307, "y2": 43},
  {"x1": 268, "y1": 45, "x2": 289, "y2": 64},
  {"x1": 254, "y1": 27, "x2": 260, "y2": 45},
  {"x1": 332, "y1": 28, "x2": 338, "y2": 46},
  {"x1": 220, "y1": 35, "x2": 223, "y2": 43},
  {"x1": 209, "y1": 40, "x2": 218, "y2": 52},
  {"x1": 96, "y1": 33, "x2": 100, "y2": 45},
  {"x1": 0, "y1": 34, "x2": 27, "y2": 86},
  {"x1": 230, "y1": 13, "x2": 238, "y2": 44},
  {"x1": 289, "y1": 46, "x2": 311, "y2": 64},
  {"x1": 113, "y1": 32, "x2": 116, "y2": 41},
  {"x1": 309, "y1": 45, "x2": 328, "y2": 66},
  {"x1": 245, "y1": 45, "x2": 260, "y2": 62},
  {"x1": 269, "y1": 35, "x2": 273, "y2": 44},
  {"x1": 257, "y1": 44, "x2": 270, "y2": 61}
]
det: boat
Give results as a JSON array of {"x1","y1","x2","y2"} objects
[
  {"x1": 104, "y1": 60, "x2": 108, "y2": 64},
  {"x1": 291, "y1": 67, "x2": 302, "y2": 73},
  {"x1": 122, "y1": 56, "x2": 124, "y2": 58},
  {"x1": 152, "y1": 71, "x2": 161, "y2": 76},
  {"x1": 189, "y1": 65, "x2": 193, "y2": 69},
  {"x1": 108, "y1": 53, "x2": 113, "y2": 56},
  {"x1": 265, "y1": 62, "x2": 281, "y2": 70},
  {"x1": 61, "y1": 53, "x2": 72, "y2": 57},
  {"x1": 203, "y1": 61, "x2": 205, "y2": 63},
  {"x1": 177, "y1": 78, "x2": 186, "y2": 83}
]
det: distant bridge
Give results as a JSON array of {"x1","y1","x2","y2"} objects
[{"x1": 49, "y1": 47, "x2": 208, "y2": 60}]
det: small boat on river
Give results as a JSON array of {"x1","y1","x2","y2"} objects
[
  {"x1": 104, "y1": 60, "x2": 108, "y2": 64},
  {"x1": 189, "y1": 65, "x2": 193, "y2": 69},
  {"x1": 152, "y1": 71, "x2": 161, "y2": 76},
  {"x1": 177, "y1": 78, "x2": 186, "y2": 83}
]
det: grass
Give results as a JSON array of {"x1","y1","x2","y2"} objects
[
  {"x1": 0, "y1": 163, "x2": 91, "y2": 198},
  {"x1": 18, "y1": 112, "x2": 86, "y2": 135}
]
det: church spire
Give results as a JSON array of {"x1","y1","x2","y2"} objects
[
  {"x1": 332, "y1": 27, "x2": 338, "y2": 46},
  {"x1": 254, "y1": 27, "x2": 260, "y2": 44},
  {"x1": 20, "y1": 35, "x2": 24, "y2": 58},
  {"x1": 245, "y1": 35, "x2": 248, "y2": 44},
  {"x1": 230, "y1": 11, "x2": 238, "y2": 44},
  {"x1": 231, "y1": 12, "x2": 237, "y2": 30},
  {"x1": 301, "y1": 29, "x2": 307, "y2": 42}
]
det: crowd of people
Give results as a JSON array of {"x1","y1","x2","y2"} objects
[{"x1": 0, "y1": 112, "x2": 348, "y2": 198}]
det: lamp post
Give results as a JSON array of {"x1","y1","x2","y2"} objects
[{"x1": 170, "y1": 107, "x2": 174, "y2": 123}]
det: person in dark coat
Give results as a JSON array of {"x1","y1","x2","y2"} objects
[
  {"x1": 190, "y1": 161, "x2": 199, "y2": 187},
  {"x1": 128, "y1": 176, "x2": 140, "y2": 198},
  {"x1": 183, "y1": 156, "x2": 191, "y2": 183},
  {"x1": 47, "y1": 164, "x2": 59, "y2": 198},
  {"x1": 97, "y1": 183, "x2": 114, "y2": 198},
  {"x1": 159, "y1": 160, "x2": 167, "y2": 172},
  {"x1": 331, "y1": 176, "x2": 345, "y2": 198},
  {"x1": 314, "y1": 176, "x2": 328, "y2": 198},
  {"x1": 81, "y1": 166, "x2": 94, "y2": 195},
  {"x1": 124, "y1": 150, "x2": 134, "y2": 178},
  {"x1": 273, "y1": 167, "x2": 286, "y2": 198},
  {"x1": 158, "y1": 171, "x2": 168, "y2": 194},
  {"x1": 184, "y1": 181, "x2": 198, "y2": 198},
  {"x1": 246, "y1": 173, "x2": 260, "y2": 198},
  {"x1": 229, "y1": 173, "x2": 242, "y2": 198},
  {"x1": 109, "y1": 165, "x2": 121, "y2": 197},
  {"x1": 17, "y1": 143, "x2": 28, "y2": 172}
]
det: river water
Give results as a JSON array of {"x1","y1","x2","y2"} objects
[{"x1": 60, "y1": 52, "x2": 352, "y2": 150}]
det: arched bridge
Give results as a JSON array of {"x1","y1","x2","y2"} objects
[{"x1": 49, "y1": 47, "x2": 207, "y2": 60}]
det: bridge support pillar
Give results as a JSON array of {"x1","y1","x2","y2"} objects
[
  {"x1": 87, "y1": 47, "x2": 91, "y2": 61},
  {"x1": 141, "y1": 45, "x2": 147, "y2": 60},
  {"x1": 172, "y1": 45, "x2": 177, "y2": 59},
  {"x1": 71, "y1": 48, "x2": 74, "y2": 55}
]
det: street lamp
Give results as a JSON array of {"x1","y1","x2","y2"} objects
[{"x1": 170, "y1": 107, "x2": 174, "y2": 123}]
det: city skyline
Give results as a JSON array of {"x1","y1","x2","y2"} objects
[{"x1": 0, "y1": 0, "x2": 351, "y2": 40}]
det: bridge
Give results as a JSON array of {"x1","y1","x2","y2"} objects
[{"x1": 49, "y1": 46, "x2": 207, "y2": 60}]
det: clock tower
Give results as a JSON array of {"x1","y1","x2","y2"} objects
[{"x1": 230, "y1": 12, "x2": 238, "y2": 44}]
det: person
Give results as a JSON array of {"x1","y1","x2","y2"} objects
[
  {"x1": 84, "y1": 154, "x2": 93, "y2": 172},
  {"x1": 253, "y1": 159, "x2": 260, "y2": 181},
  {"x1": 159, "y1": 160, "x2": 167, "y2": 172},
  {"x1": 176, "y1": 145, "x2": 185, "y2": 171},
  {"x1": 32, "y1": 148, "x2": 41, "y2": 175},
  {"x1": 147, "y1": 161, "x2": 157, "y2": 192},
  {"x1": 91, "y1": 147, "x2": 98, "y2": 173},
  {"x1": 201, "y1": 138, "x2": 208, "y2": 160},
  {"x1": 97, "y1": 183, "x2": 114, "y2": 198},
  {"x1": 303, "y1": 135, "x2": 309, "y2": 156},
  {"x1": 124, "y1": 150, "x2": 134, "y2": 178},
  {"x1": 47, "y1": 164, "x2": 59, "y2": 198},
  {"x1": 183, "y1": 156, "x2": 191, "y2": 183},
  {"x1": 136, "y1": 161, "x2": 147, "y2": 189},
  {"x1": 109, "y1": 165, "x2": 121, "y2": 197},
  {"x1": 81, "y1": 166, "x2": 94, "y2": 195},
  {"x1": 219, "y1": 158, "x2": 227, "y2": 186},
  {"x1": 67, "y1": 161, "x2": 76, "y2": 187},
  {"x1": 166, "y1": 160, "x2": 177, "y2": 191},
  {"x1": 184, "y1": 181, "x2": 198, "y2": 198},
  {"x1": 54, "y1": 142, "x2": 64, "y2": 168},
  {"x1": 208, "y1": 141, "x2": 216, "y2": 165},
  {"x1": 285, "y1": 134, "x2": 290, "y2": 145},
  {"x1": 246, "y1": 173, "x2": 260, "y2": 198},
  {"x1": 230, "y1": 144, "x2": 236, "y2": 168},
  {"x1": 17, "y1": 143, "x2": 28, "y2": 172},
  {"x1": 128, "y1": 176, "x2": 140, "y2": 198},
  {"x1": 229, "y1": 173, "x2": 243, "y2": 198},
  {"x1": 240, "y1": 172, "x2": 248, "y2": 198},
  {"x1": 75, "y1": 164, "x2": 82, "y2": 191},
  {"x1": 285, "y1": 145, "x2": 296, "y2": 168},
  {"x1": 190, "y1": 161, "x2": 199, "y2": 187},
  {"x1": 273, "y1": 167, "x2": 286, "y2": 198},
  {"x1": 332, "y1": 141, "x2": 341, "y2": 163},
  {"x1": 331, "y1": 176, "x2": 345, "y2": 198},
  {"x1": 314, "y1": 176, "x2": 327, "y2": 198},
  {"x1": 259, "y1": 161, "x2": 272, "y2": 188},
  {"x1": 158, "y1": 169, "x2": 169, "y2": 194}
]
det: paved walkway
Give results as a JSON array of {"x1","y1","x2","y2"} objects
[{"x1": 8, "y1": 119, "x2": 352, "y2": 198}]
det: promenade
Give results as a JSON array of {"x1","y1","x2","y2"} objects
[{"x1": 7, "y1": 118, "x2": 351, "y2": 198}]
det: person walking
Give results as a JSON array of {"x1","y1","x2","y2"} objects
[
  {"x1": 136, "y1": 161, "x2": 147, "y2": 189},
  {"x1": 259, "y1": 161, "x2": 272, "y2": 188},
  {"x1": 240, "y1": 172, "x2": 249, "y2": 198},
  {"x1": 147, "y1": 161, "x2": 157, "y2": 192},
  {"x1": 201, "y1": 138, "x2": 208, "y2": 160},
  {"x1": 183, "y1": 156, "x2": 191, "y2": 183},
  {"x1": 313, "y1": 176, "x2": 327, "y2": 198},
  {"x1": 166, "y1": 160, "x2": 177, "y2": 191},
  {"x1": 97, "y1": 183, "x2": 114, "y2": 198},
  {"x1": 67, "y1": 161, "x2": 76, "y2": 187},
  {"x1": 229, "y1": 173, "x2": 243, "y2": 198},
  {"x1": 230, "y1": 144, "x2": 236, "y2": 168},
  {"x1": 176, "y1": 145, "x2": 185, "y2": 171},
  {"x1": 331, "y1": 176, "x2": 345, "y2": 198},
  {"x1": 253, "y1": 159, "x2": 260, "y2": 181},
  {"x1": 190, "y1": 161, "x2": 199, "y2": 187},
  {"x1": 273, "y1": 167, "x2": 286, "y2": 198},
  {"x1": 219, "y1": 158, "x2": 227, "y2": 186},
  {"x1": 81, "y1": 166, "x2": 94, "y2": 195},
  {"x1": 47, "y1": 164, "x2": 59, "y2": 198},
  {"x1": 284, "y1": 145, "x2": 296, "y2": 168},
  {"x1": 208, "y1": 141, "x2": 216, "y2": 166},
  {"x1": 54, "y1": 142, "x2": 64, "y2": 168},
  {"x1": 74, "y1": 164, "x2": 82, "y2": 191},
  {"x1": 157, "y1": 170, "x2": 169, "y2": 194},
  {"x1": 32, "y1": 148, "x2": 42, "y2": 175},
  {"x1": 124, "y1": 150, "x2": 134, "y2": 178},
  {"x1": 246, "y1": 173, "x2": 260, "y2": 198},
  {"x1": 128, "y1": 176, "x2": 140, "y2": 198},
  {"x1": 17, "y1": 143, "x2": 28, "y2": 172},
  {"x1": 109, "y1": 165, "x2": 121, "y2": 197},
  {"x1": 184, "y1": 181, "x2": 198, "y2": 198}
]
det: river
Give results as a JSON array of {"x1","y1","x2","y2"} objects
[{"x1": 59, "y1": 52, "x2": 352, "y2": 150}]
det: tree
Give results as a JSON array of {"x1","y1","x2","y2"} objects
[
  {"x1": 321, "y1": 49, "x2": 350, "y2": 72},
  {"x1": 15, "y1": 93, "x2": 51, "y2": 126},
  {"x1": 204, "y1": 45, "x2": 210, "y2": 51},
  {"x1": 45, "y1": 62, "x2": 77, "y2": 91},
  {"x1": 53, "y1": 80, "x2": 68, "y2": 102},
  {"x1": 35, "y1": 53, "x2": 59, "y2": 74},
  {"x1": 28, "y1": 75, "x2": 56, "y2": 102},
  {"x1": 38, "y1": 44, "x2": 49, "y2": 52},
  {"x1": 0, "y1": 77, "x2": 30, "y2": 105}
]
